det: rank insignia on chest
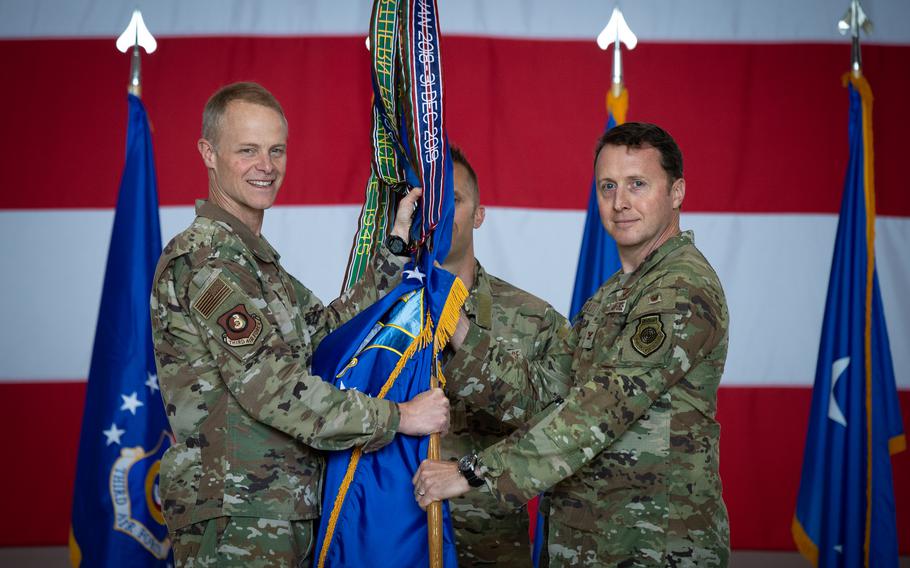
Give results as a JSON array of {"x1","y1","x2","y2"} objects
[
  {"x1": 217, "y1": 304, "x2": 263, "y2": 347},
  {"x1": 580, "y1": 323, "x2": 598, "y2": 350},
  {"x1": 631, "y1": 314, "x2": 666, "y2": 357}
]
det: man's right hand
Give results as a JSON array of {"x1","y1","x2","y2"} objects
[
  {"x1": 398, "y1": 387, "x2": 449, "y2": 436},
  {"x1": 390, "y1": 188, "x2": 422, "y2": 241}
]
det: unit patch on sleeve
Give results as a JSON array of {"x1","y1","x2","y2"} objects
[
  {"x1": 217, "y1": 304, "x2": 263, "y2": 347},
  {"x1": 631, "y1": 314, "x2": 666, "y2": 357}
]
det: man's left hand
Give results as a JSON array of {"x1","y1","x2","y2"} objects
[{"x1": 412, "y1": 459, "x2": 470, "y2": 510}]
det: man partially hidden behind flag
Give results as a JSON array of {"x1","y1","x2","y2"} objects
[
  {"x1": 792, "y1": 70, "x2": 905, "y2": 567},
  {"x1": 69, "y1": 93, "x2": 172, "y2": 566},
  {"x1": 312, "y1": 0, "x2": 464, "y2": 565}
]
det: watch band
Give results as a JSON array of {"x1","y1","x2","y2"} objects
[{"x1": 458, "y1": 453, "x2": 485, "y2": 488}]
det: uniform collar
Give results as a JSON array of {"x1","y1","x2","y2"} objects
[
  {"x1": 195, "y1": 199, "x2": 279, "y2": 263},
  {"x1": 617, "y1": 230, "x2": 694, "y2": 295},
  {"x1": 463, "y1": 259, "x2": 493, "y2": 330}
]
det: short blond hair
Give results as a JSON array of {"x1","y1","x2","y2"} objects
[{"x1": 201, "y1": 82, "x2": 287, "y2": 144}]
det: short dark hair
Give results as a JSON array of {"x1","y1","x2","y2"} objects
[
  {"x1": 449, "y1": 145, "x2": 480, "y2": 204},
  {"x1": 594, "y1": 122, "x2": 683, "y2": 183},
  {"x1": 202, "y1": 82, "x2": 288, "y2": 144}
]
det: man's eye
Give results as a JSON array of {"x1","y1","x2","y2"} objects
[
  {"x1": 240, "y1": 148, "x2": 255, "y2": 155},
  {"x1": 270, "y1": 148, "x2": 285, "y2": 157},
  {"x1": 632, "y1": 180, "x2": 645, "y2": 188},
  {"x1": 601, "y1": 183, "x2": 615, "y2": 192}
]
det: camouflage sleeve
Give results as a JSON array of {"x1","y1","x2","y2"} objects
[
  {"x1": 156, "y1": 254, "x2": 401, "y2": 453},
  {"x1": 444, "y1": 309, "x2": 574, "y2": 427},
  {"x1": 534, "y1": 306, "x2": 573, "y2": 398},
  {"x1": 296, "y1": 245, "x2": 407, "y2": 347},
  {"x1": 478, "y1": 285, "x2": 724, "y2": 507}
]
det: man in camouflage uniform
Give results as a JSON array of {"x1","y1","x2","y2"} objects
[
  {"x1": 415, "y1": 123, "x2": 730, "y2": 567},
  {"x1": 441, "y1": 147, "x2": 570, "y2": 565},
  {"x1": 150, "y1": 82, "x2": 449, "y2": 567}
]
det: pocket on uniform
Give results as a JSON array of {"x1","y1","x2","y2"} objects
[{"x1": 159, "y1": 443, "x2": 201, "y2": 530}]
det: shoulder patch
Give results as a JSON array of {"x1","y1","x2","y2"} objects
[
  {"x1": 631, "y1": 314, "x2": 666, "y2": 357},
  {"x1": 192, "y1": 276, "x2": 232, "y2": 319},
  {"x1": 217, "y1": 304, "x2": 263, "y2": 347}
]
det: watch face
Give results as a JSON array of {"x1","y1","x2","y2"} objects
[{"x1": 387, "y1": 236, "x2": 407, "y2": 255}]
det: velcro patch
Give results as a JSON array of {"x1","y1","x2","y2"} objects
[
  {"x1": 580, "y1": 322, "x2": 598, "y2": 350},
  {"x1": 217, "y1": 304, "x2": 263, "y2": 347},
  {"x1": 630, "y1": 314, "x2": 666, "y2": 357},
  {"x1": 192, "y1": 277, "x2": 232, "y2": 319},
  {"x1": 605, "y1": 299, "x2": 627, "y2": 314}
]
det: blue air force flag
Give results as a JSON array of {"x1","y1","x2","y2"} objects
[
  {"x1": 792, "y1": 75, "x2": 905, "y2": 568},
  {"x1": 69, "y1": 94, "x2": 173, "y2": 567}
]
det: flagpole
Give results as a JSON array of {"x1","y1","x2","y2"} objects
[
  {"x1": 427, "y1": 371, "x2": 443, "y2": 568},
  {"x1": 837, "y1": 0, "x2": 872, "y2": 79},
  {"x1": 69, "y1": 10, "x2": 166, "y2": 566},
  {"x1": 597, "y1": 7, "x2": 636, "y2": 126},
  {"x1": 116, "y1": 9, "x2": 158, "y2": 97},
  {"x1": 837, "y1": 3, "x2": 876, "y2": 564}
]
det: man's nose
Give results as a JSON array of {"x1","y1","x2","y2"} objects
[
  {"x1": 612, "y1": 187, "x2": 629, "y2": 211},
  {"x1": 255, "y1": 151, "x2": 275, "y2": 173}
]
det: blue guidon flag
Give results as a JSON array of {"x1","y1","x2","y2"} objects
[
  {"x1": 313, "y1": 0, "x2": 462, "y2": 566},
  {"x1": 69, "y1": 94, "x2": 173, "y2": 566},
  {"x1": 792, "y1": 73, "x2": 905, "y2": 568}
]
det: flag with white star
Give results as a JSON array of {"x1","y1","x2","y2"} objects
[
  {"x1": 311, "y1": 1, "x2": 463, "y2": 565},
  {"x1": 69, "y1": 94, "x2": 173, "y2": 567},
  {"x1": 792, "y1": 75, "x2": 905, "y2": 568}
]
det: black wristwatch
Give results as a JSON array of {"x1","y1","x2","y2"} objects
[
  {"x1": 386, "y1": 234, "x2": 410, "y2": 257},
  {"x1": 457, "y1": 453, "x2": 485, "y2": 487}
]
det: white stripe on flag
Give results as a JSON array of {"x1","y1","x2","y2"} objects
[{"x1": 1, "y1": 208, "x2": 908, "y2": 387}]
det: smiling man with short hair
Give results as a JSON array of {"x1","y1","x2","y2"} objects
[{"x1": 151, "y1": 81, "x2": 450, "y2": 567}]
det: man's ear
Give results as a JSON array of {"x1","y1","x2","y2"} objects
[
  {"x1": 473, "y1": 204, "x2": 486, "y2": 229},
  {"x1": 671, "y1": 178, "x2": 685, "y2": 209},
  {"x1": 198, "y1": 138, "x2": 217, "y2": 169}
]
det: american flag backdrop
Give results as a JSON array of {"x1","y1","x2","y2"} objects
[{"x1": 0, "y1": 0, "x2": 907, "y2": 553}]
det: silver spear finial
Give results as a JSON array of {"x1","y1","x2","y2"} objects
[
  {"x1": 837, "y1": 0, "x2": 873, "y2": 77},
  {"x1": 116, "y1": 10, "x2": 157, "y2": 97},
  {"x1": 597, "y1": 7, "x2": 637, "y2": 97}
]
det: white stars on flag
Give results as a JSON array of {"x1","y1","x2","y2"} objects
[
  {"x1": 827, "y1": 357, "x2": 850, "y2": 427},
  {"x1": 145, "y1": 371, "x2": 160, "y2": 393},
  {"x1": 120, "y1": 391, "x2": 145, "y2": 415},
  {"x1": 403, "y1": 266, "x2": 425, "y2": 283},
  {"x1": 103, "y1": 423, "x2": 125, "y2": 446}
]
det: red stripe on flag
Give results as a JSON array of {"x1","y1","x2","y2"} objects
[
  {"x1": 1, "y1": 38, "x2": 908, "y2": 214},
  {"x1": 0, "y1": 382, "x2": 84, "y2": 547},
  {"x1": 1, "y1": 382, "x2": 907, "y2": 551}
]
